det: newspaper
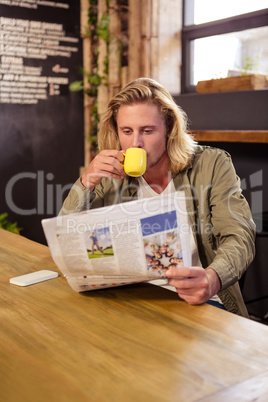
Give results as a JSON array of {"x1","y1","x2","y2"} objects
[{"x1": 42, "y1": 192, "x2": 192, "y2": 292}]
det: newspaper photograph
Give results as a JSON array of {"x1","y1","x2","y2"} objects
[{"x1": 42, "y1": 191, "x2": 192, "y2": 292}]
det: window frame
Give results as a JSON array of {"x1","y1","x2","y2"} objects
[{"x1": 181, "y1": 5, "x2": 268, "y2": 93}]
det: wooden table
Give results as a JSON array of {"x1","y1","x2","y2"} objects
[{"x1": 1, "y1": 228, "x2": 268, "y2": 402}]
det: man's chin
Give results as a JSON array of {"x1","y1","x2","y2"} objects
[{"x1": 148, "y1": 155, "x2": 166, "y2": 170}]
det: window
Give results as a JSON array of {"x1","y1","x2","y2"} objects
[{"x1": 182, "y1": 1, "x2": 268, "y2": 93}]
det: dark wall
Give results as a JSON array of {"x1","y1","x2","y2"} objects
[
  {"x1": 0, "y1": 1, "x2": 84, "y2": 244},
  {"x1": 174, "y1": 90, "x2": 268, "y2": 130}
]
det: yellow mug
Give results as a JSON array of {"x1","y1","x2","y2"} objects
[{"x1": 123, "y1": 148, "x2": 147, "y2": 177}]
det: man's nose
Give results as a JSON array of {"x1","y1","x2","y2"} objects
[{"x1": 132, "y1": 132, "x2": 144, "y2": 148}]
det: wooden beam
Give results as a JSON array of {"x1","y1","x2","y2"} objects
[
  {"x1": 141, "y1": 0, "x2": 151, "y2": 77},
  {"x1": 108, "y1": 0, "x2": 121, "y2": 100},
  {"x1": 97, "y1": 0, "x2": 109, "y2": 118},
  {"x1": 128, "y1": 0, "x2": 142, "y2": 81},
  {"x1": 81, "y1": 0, "x2": 92, "y2": 170},
  {"x1": 150, "y1": 0, "x2": 159, "y2": 81},
  {"x1": 191, "y1": 130, "x2": 268, "y2": 144},
  {"x1": 80, "y1": 0, "x2": 90, "y2": 37}
]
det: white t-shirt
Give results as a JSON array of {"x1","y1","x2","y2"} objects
[{"x1": 138, "y1": 176, "x2": 222, "y2": 304}]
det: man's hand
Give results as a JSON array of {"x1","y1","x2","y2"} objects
[
  {"x1": 81, "y1": 150, "x2": 125, "y2": 190},
  {"x1": 165, "y1": 266, "x2": 221, "y2": 305}
]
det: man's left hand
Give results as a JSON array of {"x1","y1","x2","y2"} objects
[{"x1": 165, "y1": 266, "x2": 221, "y2": 305}]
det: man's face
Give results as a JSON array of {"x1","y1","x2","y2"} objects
[{"x1": 117, "y1": 102, "x2": 167, "y2": 170}]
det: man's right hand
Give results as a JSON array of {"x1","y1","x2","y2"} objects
[{"x1": 81, "y1": 150, "x2": 126, "y2": 190}]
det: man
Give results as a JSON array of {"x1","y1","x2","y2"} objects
[
  {"x1": 60, "y1": 78, "x2": 255, "y2": 316},
  {"x1": 89, "y1": 231, "x2": 104, "y2": 255}
]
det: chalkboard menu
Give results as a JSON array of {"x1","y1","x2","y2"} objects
[{"x1": 0, "y1": 0, "x2": 84, "y2": 244}]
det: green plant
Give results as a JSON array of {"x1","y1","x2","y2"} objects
[
  {"x1": 241, "y1": 56, "x2": 259, "y2": 76},
  {"x1": 69, "y1": 1, "x2": 112, "y2": 153},
  {"x1": 69, "y1": 80, "x2": 84, "y2": 92},
  {"x1": 88, "y1": 0, "x2": 98, "y2": 29},
  {"x1": 0, "y1": 213, "x2": 22, "y2": 234},
  {"x1": 96, "y1": 14, "x2": 110, "y2": 42}
]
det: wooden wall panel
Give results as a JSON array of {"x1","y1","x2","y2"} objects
[{"x1": 128, "y1": 0, "x2": 142, "y2": 81}]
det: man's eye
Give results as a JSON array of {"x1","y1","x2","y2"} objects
[
  {"x1": 143, "y1": 129, "x2": 153, "y2": 134},
  {"x1": 123, "y1": 129, "x2": 131, "y2": 135}
]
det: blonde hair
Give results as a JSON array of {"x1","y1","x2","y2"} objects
[{"x1": 98, "y1": 77, "x2": 197, "y2": 173}]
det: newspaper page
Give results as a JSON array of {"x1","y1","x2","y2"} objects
[{"x1": 42, "y1": 191, "x2": 192, "y2": 292}]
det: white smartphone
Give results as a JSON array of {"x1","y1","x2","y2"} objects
[{"x1": 10, "y1": 270, "x2": 58, "y2": 287}]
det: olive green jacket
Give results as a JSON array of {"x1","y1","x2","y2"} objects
[{"x1": 59, "y1": 146, "x2": 256, "y2": 317}]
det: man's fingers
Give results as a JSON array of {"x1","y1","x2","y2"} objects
[
  {"x1": 89, "y1": 153, "x2": 125, "y2": 177},
  {"x1": 93, "y1": 152, "x2": 125, "y2": 176},
  {"x1": 167, "y1": 277, "x2": 203, "y2": 289},
  {"x1": 99, "y1": 149, "x2": 125, "y2": 163},
  {"x1": 176, "y1": 291, "x2": 206, "y2": 305},
  {"x1": 166, "y1": 266, "x2": 208, "y2": 293},
  {"x1": 101, "y1": 156, "x2": 124, "y2": 174},
  {"x1": 165, "y1": 267, "x2": 193, "y2": 278}
]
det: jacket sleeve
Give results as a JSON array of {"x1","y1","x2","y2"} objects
[
  {"x1": 58, "y1": 177, "x2": 125, "y2": 216},
  {"x1": 200, "y1": 149, "x2": 256, "y2": 290},
  {"x1": 58, "y1": 178, "x2": 100, "y2": 216}
]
